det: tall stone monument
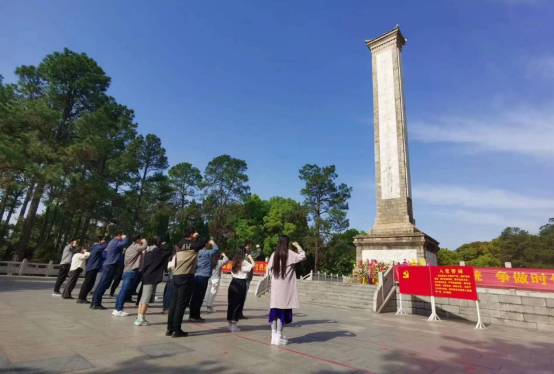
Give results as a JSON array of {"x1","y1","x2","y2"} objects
[{"x1": 354, "y1": 26, "x2": 439, "y2": 265}]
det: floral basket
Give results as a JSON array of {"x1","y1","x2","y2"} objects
[{"x1": 352, "y1": 259, "x2": 390, "y2": 285}]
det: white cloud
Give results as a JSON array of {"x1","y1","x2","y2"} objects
[
  {"x1": 437, "y1": 210, "x2": 541, "y2": 231},
  {"x1": 410, "y1": 108, "x2": 554, "y2": 158},
  {"x1": 414, "y1": 184, "x2": 554, "y2": 211},
  {"x1": 526, "y1": 56, "x2": 554, "y2": 79}
]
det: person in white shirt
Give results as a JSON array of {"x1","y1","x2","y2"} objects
[
  {"x1": 62, "y1": 247, "x2": 90, "y2": 299},
  {"x1": 205, "y1": 252, "x2": 229, "y2": 313},
  {"x1": 226, "y1": 247, "x2": 255, "y2": 332}
]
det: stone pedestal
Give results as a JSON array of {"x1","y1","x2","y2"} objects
[
  {"x1": 355, "y1": 26, "x2": 439, "y2": 264},
  {"x1": 354, "y1": 231, "x2": 439, "y2": 265}
]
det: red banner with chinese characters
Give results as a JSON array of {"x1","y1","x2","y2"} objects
[
  {"x1": 396, "y1": 266, "x2": 432, "y2": 296},
  {"x1": 222, "y1": 261, "x2": 268, "y2": 275},
  {"x1": 473, "y1": 267, "x2": 554, "y2": 292},
  {"x1": 430, "y1": 266, "x2": 478, "y2": 300},
  {"x1": 395, "y1": 265, "x2": 478, "y2": 300}
]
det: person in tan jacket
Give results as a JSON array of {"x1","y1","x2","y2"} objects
[{"x1": 166, "y1": 226, "x2": 207, "y2": 338}]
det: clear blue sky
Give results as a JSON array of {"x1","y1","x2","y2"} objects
[{"x1": 1, "y1": 0, "x2": 553, "y2": 249}]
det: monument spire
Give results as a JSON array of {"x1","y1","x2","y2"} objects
[{"x1": 355, "y1": 26, "x2": 439, "y2": 265}]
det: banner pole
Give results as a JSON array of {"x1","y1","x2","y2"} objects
[
  {"x1": 427, "y1": 296, "x2": 441, "y2": 321},
  {"x1": 474, "y1": 300, "x2": 486, "y2": 330},
  {"x1": 396, "y1": 287, "x2": 407, "y2": 315}
]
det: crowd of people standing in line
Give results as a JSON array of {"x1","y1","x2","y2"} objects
[{"x1": 51, "y1": 227, "x2": 306, "y2": 345}]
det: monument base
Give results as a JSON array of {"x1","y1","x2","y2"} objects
[{"x1": 354, "y1": 228, "x2": 439, "y2": 265}]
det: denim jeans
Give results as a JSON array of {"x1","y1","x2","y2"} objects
[
  {"x1": 163, "y1": 273, "x2": 173, "y2": 309},
  {"x1": 189, "y1": 275, "x2": 210, "y2": 319},
  {"x1": 92, "y1": 264, "x2": 118, "y2": 307},
  {"x1": 115, "y1": 269, "x2": 137, "y2": 311}
]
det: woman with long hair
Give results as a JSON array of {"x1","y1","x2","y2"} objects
[
  {"x1": 135, "y1": 236, "x2": 172, "y2": 326},
  {"x1": 226, "y1": 247, "x2": 255, "y2": 332},
  {"x1": 267, "y1": 235, "x2": 306, "y2": 345}
]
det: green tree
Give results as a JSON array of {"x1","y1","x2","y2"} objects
[
  {"x1": 12, "y1": 49, "x2": 111, "y2": 257},
  {"x1": 130, "y1": 134, "x2": 168, "y2": 231},
  {"x1": 319, "y1": 229, "x2": 360, "y2": 275},
  {"x1": 202, "y1": 155, "x2": 250, "y2": 243},
  {"x1": 299, "y1": 164, "x2": 352, "y2": 272},
  {"x1": 168, "y1": 162, "x2": 202, "y2": 210}
]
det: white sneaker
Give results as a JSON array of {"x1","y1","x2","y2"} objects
[
  {"x1": 112, "y1": 310, "x2": 129, "y2": 317},
  {"x1": 275, "y1": 333, "x2": 288, "y2": 345},
  {"x1": 52, "y1": 293, "x2": 62, "y2": 297},
  {"x1": 134, "y1": 319, "x2": 150, "y2": 326}
]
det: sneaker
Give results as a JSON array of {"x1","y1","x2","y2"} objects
[
  {"x1": 229, "y1": 325, "x2": 241, "y2": 332},
  {"x1": 172, "y1": 330, "x2": 188, "y2": 338},
  {"x1": 52, "y1": 292, "x2": 61, "y2": 296},
  {"x1": 134, "y1": 319, "x2": 150, "y2": 326},
  {"x1": 165, "y1": 329, "x2": 174, "y2": 336},
  {"x1": 161, "y1": 308, "x2": 168, "y2": 314},
  {"x1": 112, "y1": 310, "x2": 129, "y2": 317},
  {"x1": 206, "y1": 307, "x2": 214, "y2": 313},
  {"x1": 91, "y1": 305, "x2": 107, "y2": 310}
]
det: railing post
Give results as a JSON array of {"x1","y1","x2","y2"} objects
[
  {"x1": 19, "y1": 259, "x2": 28, "y2": 276},
  {"x1": 309, "y1": 270, "x2": 313, "y2": 280},
  {"x1": 46, "y1": 261, "x2": 54, "y2": 277}
]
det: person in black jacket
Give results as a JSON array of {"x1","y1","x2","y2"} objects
[{"x1": 135, "y1": 236, "x2": 172, "y2": 326}]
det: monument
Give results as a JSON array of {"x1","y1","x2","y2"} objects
[{"x1": 354, "y1": 26, "x2": 439, "y2": 265}]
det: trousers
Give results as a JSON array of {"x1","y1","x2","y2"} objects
[
  {"x1": 167, "y1": 275, "x2": 194, "y2": 331},
  {"x1": 54, "y1": 264, "x2": 70, "y2": 293}
]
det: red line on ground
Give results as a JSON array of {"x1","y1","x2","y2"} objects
[{"x1": 190, "y1": 323, "x2": 376, "y2": 374}]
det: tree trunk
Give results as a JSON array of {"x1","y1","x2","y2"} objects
[
  {"x1": 0, "y1": 187, "x2": 10, "y2": 222},
  {"x1": 54, "y1": 216, "x2": 66, "y2": 252},
  {"x1": 38, "y1": 205, "x2": 51, "y2": 246},
  {"x1": 131, "y1": 162, "x2": 150, "y2": 230},
  {"x1": 45, "y1": 199, "x2": 61, "y2": 245},
  {"x1": 62, "y1": 214, "x2": 74, "y2": 249},
  {"x1": 17, "y1": 182, "x2": 35, "y2": 224},
  {"x1": 72, "y1": 215, "x2": 82, "y2": 242},
  {"x1": 5, "y1": 188, "x2": 23, "y2": 224},
  {"x1": 18, "y1": 181, "x2": 45, "y2": 258}
]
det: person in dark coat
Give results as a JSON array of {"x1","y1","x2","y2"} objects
[{"x1": 135, "y1": 236, "x2": 172, "y2": 326}]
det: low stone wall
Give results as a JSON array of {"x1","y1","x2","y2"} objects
[{"x1": 387, "y1": 286, "x2": 554, "y2": 331}]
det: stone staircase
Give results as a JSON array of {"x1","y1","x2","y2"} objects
[{"x1": 261, "y1": 280, "x2": 377, "y2": 311}]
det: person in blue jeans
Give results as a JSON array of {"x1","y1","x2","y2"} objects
[
  {"x1": 189, "y1": 239, "x2": 219, "y2": 322},
  {"x1": 162, "y1": 271, "x2": 173, "y2": 314},
  {"x1": 113, "y1": 234, "x2": 147, "y2": 317},
  {"x1": 91, "y1": 232, "x2": 129, "y2": 310}
]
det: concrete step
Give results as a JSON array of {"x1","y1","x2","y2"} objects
[{"x1": 296, "y1": 292, "x2": 374, "y2": 302}]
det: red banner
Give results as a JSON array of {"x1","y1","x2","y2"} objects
[
  {"x1": 395, "y1": 265, "x2": 478, "y2": 300},
  {"x1": 397, "y1": 266, "x2": 432, "y2": 296},
  {"x1": 474, "y1": 267, "x2": 554, "y2": 292},
  {"x1": 222, "y1": 261, "x2": 268, "y2": 275},
  {"x1": 394, "y1": 265, "x2": 554, "y2": 293},
  {"x1": 430, "y1": 266, "x2": 478, "y2": 300}
]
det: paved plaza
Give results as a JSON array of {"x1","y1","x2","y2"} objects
[{"x1": 1, "y1": 276, "x2": 554, "y2": 373}]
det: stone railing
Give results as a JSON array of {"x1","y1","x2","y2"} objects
[{"x1": 0, "y1": 260, "x2": 59, "y2": 277}]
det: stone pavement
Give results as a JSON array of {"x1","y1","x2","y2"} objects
[{"x1": 1, "y1": 276, "x2": 554, "y2": 374}]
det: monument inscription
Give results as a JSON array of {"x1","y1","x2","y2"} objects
[{"x1": 376, "y1": 49, "x2": 400, "y2": 200}]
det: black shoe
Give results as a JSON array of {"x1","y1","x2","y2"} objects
[
  {"x1": 165, "y1": 329, "x2": 174, "y2": 337},
  {"x1": 239, "y1": 315, "x2": 248, "y2": 320},
  {"x1": 62, "y1": 296, "x2": 74, "y2": 300},
  {"x1": 188, "y1": 317, "x2": 205, "y2": 323},
  {"x1": 91, "y1": 305, "x2": 107, "y2": 310},
  {"x1": 172, "y1": 330, "x2": 188, "y2": 338},
  {"x1": 76, "y1": 299, "x2": 88, "y2": 304}
]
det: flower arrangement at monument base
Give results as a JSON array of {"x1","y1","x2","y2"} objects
[
  {"x1": 352, "y1": 259, "x2": 390, "y2": 285},
  {"x1": 397, "y1": 259, "x2": 426, "y2": 266}
]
